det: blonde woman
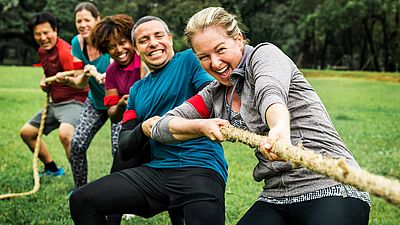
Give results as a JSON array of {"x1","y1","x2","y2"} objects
[{"x1": 150, "y1": 7, "x2": 371, "y2": 225}]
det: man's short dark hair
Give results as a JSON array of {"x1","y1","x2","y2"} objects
[
  {"x1": 131, "y1": 16, "x2": 170, "y2": 46},
  {"x1": 28, "y1": 12, "x2": 58, "y2": 34}
]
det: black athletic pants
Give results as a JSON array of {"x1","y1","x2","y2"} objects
[
  {"x1": 236, "y1": 196, "x2": 370, "y2": 225},
  {"x1": 70, "y1": 166, "x2": 225, "y2": 225}
]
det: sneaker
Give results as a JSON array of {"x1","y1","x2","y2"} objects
[{"x1": 40, "y1": 167, "x2": 65, "y2": 177}]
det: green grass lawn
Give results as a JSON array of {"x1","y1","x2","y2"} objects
[
  {"x1": 302, "y1": 68, "x2": 400, "y2": 83},
  {"x1": 0, "y1": 66, "x2": 399, "y2": 224}
]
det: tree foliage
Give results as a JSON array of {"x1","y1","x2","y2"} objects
[{"x1": 1, "y1": 0, "x2": 399, "y2": 71}]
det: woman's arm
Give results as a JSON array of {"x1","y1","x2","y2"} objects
[
  {"x1": 259, "y1": 102, "x2": 291, "y2": 161},
  {"x1": 150, "y1": 86, "x2": 218, "y2": 143},
  {"x1": 169, "y1": 117, "x2": 229, "y2": 141},
  {"x1": 105, "y1": 88, "x2": 128, "y2": 123},
  {"x1": 55, "y1": 57, "x2": 91, "y2": 88},
  {"x1": 150, "y1": 116, "x2": 229, "y2": 143},
  {"x1": 248, "y1": 44, "x2": 294, "y2": 161},
  {"x1": 55, "y1": 69, "x2": 90, "y2": 89}
]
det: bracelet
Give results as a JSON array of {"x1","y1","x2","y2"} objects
[{"x1": 64, "y1": 76, "x2": 69, "y2": 84}]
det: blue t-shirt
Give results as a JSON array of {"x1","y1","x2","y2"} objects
[
  {"x1": 71, "y1": 35, "x2": 110, "y2": 110},
  {"x1": 126, "y1": 49, "x2": 228, "y2": 182}
]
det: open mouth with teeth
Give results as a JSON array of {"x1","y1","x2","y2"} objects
[
  {"x1": 118, "y1": 52, "x2": 127, "y2": 59},
  {"x1": 115, "y1": 52, "x2": 132, "y2": 66},
  {"x1": 148, "y1": 50, "x2": 163, "y2": 57},
  {"x1": 215, "y1": 66, "x2": 230, "y2": 78},
  {"x1": 216, "y1": 66, "x2": 228, "y2": 74}
]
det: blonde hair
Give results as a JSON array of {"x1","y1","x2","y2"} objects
[{"x1": 184, "y1": 7, "x2": 246, "y2": 47}]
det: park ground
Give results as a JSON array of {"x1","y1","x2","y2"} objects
[{"x1": 0, "y1": 66, "x2": 399, "y2": 224}]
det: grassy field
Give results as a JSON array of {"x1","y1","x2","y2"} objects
[
  {"x1": 302, "y1": 68, "x2": 400, "y2": 83},
  {"x1": 0, "y1": 66, "x2": 399, "y2": 224}
]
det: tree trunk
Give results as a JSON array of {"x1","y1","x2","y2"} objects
[
  {"x1": 364, "y1": 18, "x2": 379, "y2": 71},
  {"x1": 320, "y1": 31, "x2": 330, "y2": 70}
]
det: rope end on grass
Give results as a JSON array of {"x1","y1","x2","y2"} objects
[{"x1": 0, "y1": 95, "x2": 47, "y2": 200}]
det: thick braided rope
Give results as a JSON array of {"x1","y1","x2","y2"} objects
[
  {"x1": 0, "y1": 94, "x2": 49, "y2": 200},
  {"x1": 44, "y1": 70, "x2": 74, "y2": 83},
  {"x1": 220, "y1": 124, "x2": 400, "y2": 207}
]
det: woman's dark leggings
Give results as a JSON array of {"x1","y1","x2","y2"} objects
[{"x1": 236, "y1": 197, "x2": 370, "y2": 225}]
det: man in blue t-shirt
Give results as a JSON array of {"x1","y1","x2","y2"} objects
[{"x1": 70, "y1": 16, "x2": 227, "y2": 225}]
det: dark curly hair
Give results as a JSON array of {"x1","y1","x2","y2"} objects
[{"x1": 90, "y1": 14, "x2": 134, "y2": 54}]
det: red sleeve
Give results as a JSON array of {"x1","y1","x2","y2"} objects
[
  {"x1": 57, "y1": 38, "x2": 75, "y2": 71},
  {"x1": 186, "y1": 94, "x2": 210, "y2": 118},
  {"x1": 73, "y1": 61, "x2": 84, "y2": 70},
  {"x1": 104, "y1": 95, "x2": 120, "y2": 106},
  {"x1": 121, "y1": 110, "x2": 137, "y2": 124}
]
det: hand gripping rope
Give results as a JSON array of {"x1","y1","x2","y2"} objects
[
  {"x1": 0, "y1": 94, "x2": 50, "y2": 200},
  {"x1": 220, "y1": 124, "x2": 400, "y2": 207}
]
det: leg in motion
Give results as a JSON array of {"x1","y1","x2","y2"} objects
[
  {"x1": 293, "y1": 197, "x2": 370, "y2": 225},
  {"x1": 69, "y1": 99, "x2": 108, "y2": 188},
  {"x1": 236, "y1": 201, "x2": 289, "y2": 225}
]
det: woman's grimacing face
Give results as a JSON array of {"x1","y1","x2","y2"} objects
[{"x1": 191, "y1": 25, "x2": 244, "y2": 86}]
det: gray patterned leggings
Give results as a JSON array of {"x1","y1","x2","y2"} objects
[{"x1": 70, "y1": 98, "x2": 119, "y2": 188}]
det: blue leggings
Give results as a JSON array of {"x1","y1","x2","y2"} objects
[{"x1": 236, "y1": 197, "x2": 370, "y2": 225}]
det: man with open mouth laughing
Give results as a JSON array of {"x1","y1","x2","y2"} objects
[
  {"x1": 70, "y1": 16, "x2": 225, "y2": 225},
  {"x1": 87, "y1": 13, "x2": 150, "y2": 225}
]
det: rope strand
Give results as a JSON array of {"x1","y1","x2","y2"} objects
[
  {"x1": 0, "y1": 94, "x2": 49, "y2": 200},
  {"x1": 44, "y1": 70, "x2": 74, "y2": 83},
  {"x1": 220, "y1": 124, "x2": 400, "y2": 207}
]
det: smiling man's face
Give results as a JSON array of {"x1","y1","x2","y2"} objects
[{"x1": 133, "y1": 20, "x2": 174, "y2": 72}]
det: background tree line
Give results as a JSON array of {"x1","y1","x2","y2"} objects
[{"x1": 1, "y1": 0, "x2": 399, "y2": 71}]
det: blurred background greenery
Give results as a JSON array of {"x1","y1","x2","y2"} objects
[{"x1": 1, "y1": 0, "x2": 400, "y2": 72}]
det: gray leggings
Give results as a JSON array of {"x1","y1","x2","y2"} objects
[{"x1": 70, "y1": 98, "x2": 115, "y2": 188}]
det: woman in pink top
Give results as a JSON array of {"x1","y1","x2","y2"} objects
[
  {"x1": 90, "y1": 14, "x2": 183, "y2": 225},
  {"x1": 90, "y1": 14, "x2": 149, "y2": 180}
]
